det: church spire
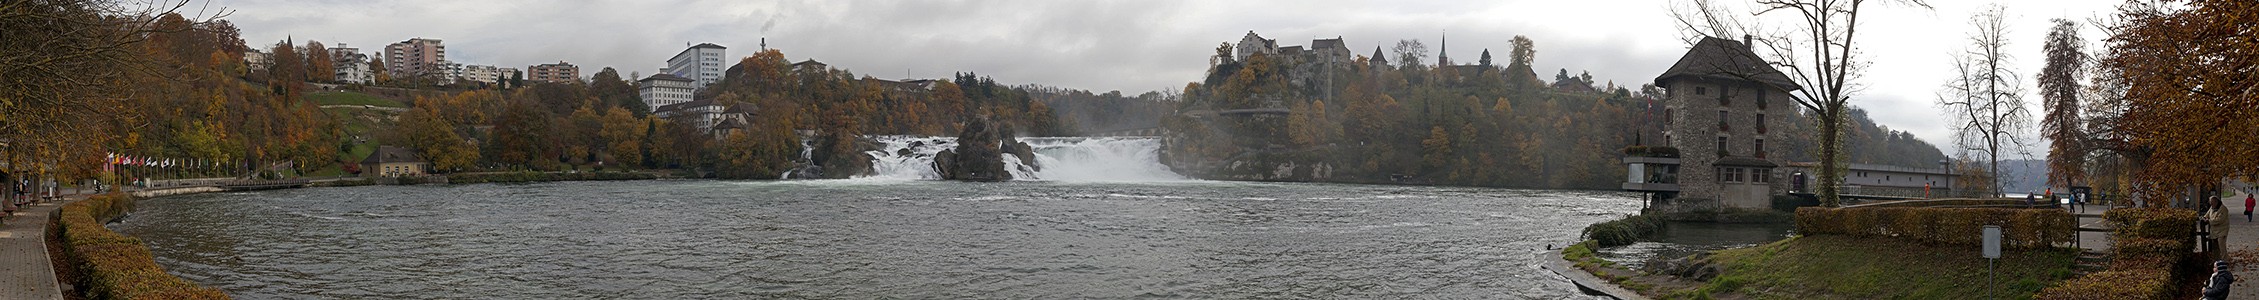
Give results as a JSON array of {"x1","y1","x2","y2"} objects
[{"x1": 1439, "y1": 31, "x2": 1450, "y2": 66}]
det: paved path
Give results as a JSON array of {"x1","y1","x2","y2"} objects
[
  {"x1": 0, "y1": 197, "x2": 68, "y2": 300},
  {"x1": 2223, "y1": 190, "x2": 2259, "y2": 299}
]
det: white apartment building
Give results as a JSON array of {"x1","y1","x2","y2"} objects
[
  {"x1": 329, "y1": 44, "x2": 373, "y2": 84},
  {"x1": 638, "y1": 73, "x2": 695, "y2": 112},
  {"x1": 665, "y1": 43, "x2": 727, "y2": 91},
  {"x1": 460, "y1": 64, "x2": 514, "y2": 84}
]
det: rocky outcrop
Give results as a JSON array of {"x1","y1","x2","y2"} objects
[
  {"x1": 938, "y1": 118, "x2": 1010, "y2": 181},
  {"x1": 998, "y1": 125, "x2": 1040, "y2": 174},
  {"x1": 1646, "y1": 253, "x2": 1722, "y2": 282}
]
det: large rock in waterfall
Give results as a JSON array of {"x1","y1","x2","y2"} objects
[{"x1": 937, "y1": 118, "x2": 1010, "y2": 181}]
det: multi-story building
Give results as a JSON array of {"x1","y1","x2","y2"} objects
[
  {"x1": 1622, "y1": 36, "x2": 1800, "y2": 210},
  {"x1": 461, "y1": 64, "x2": 513, "y2": 85},
  {"x1": 329, "y1": 44, "x2": 373, "y2": 84},
  {"x1": 638, "y1": 73, "x2": 695, "y2": 112},
  {"x1": 528, "y1": 61, "x2": 580, "y2": 84},
  {"x1": 664, "y1": 43, "x2": 727, "y2": 91},
  {"x1": 384, "y1": 38, "x2": 447, "y2": 81},
  {"x1": 655, "y1": 99, "x2": 754, "y2": 137}
]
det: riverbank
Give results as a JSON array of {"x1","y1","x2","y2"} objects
[{"x1": 1556, "y1": 232, "x2": 2081, "y2": 299}]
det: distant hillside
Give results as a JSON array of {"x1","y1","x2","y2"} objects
[{"x1": 1995, "y1": 159, "x2": 2050, "y2": 194}]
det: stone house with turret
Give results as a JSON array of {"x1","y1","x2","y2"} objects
[{"x1": 1624, "y1": 36, "x2": 1800, "y2": 210}]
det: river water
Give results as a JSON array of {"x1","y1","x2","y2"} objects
[{"x1": 114, "y1": 180, "x2": 1642, "y2": 299}]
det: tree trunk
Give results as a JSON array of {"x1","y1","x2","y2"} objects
[{"x1": 1817, "y1": 108, "x2": 1846, "y2": 206}]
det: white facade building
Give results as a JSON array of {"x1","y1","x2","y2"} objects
[
  {"x1": 330, "y1": 44, "x2": 373, "y2": 84},
  {"x1": 666, "y1": 43, "x2": 727, "y2": 91},
  {"x1": 460, "y1": 64, "x2": 513, "y2": 84},
  {"x1": 638, "y1": 74, "x2": 696, "y2": 112}
]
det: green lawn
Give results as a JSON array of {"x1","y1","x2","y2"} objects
[
  {"x1": 309, "y1": 91, "x2": 407, "y2": 108},
  {"x1": 1683, "y1": 235, "x2": 2079, "y2": 299}
]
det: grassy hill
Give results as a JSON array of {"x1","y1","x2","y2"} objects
[{"x1": 309, "y1": 91, "x2": 407, "y2": 108}]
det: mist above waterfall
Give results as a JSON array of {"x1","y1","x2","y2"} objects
[{"x1": 862, "y1": 136, "x2": 1185, "y2": 182}]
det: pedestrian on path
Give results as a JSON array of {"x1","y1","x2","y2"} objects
[{"x1": 2231, "y1": 190, "x2": 2249, "y2": 221}]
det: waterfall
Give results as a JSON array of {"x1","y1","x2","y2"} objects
[
  {"x1": 859, "y1": 136, "x2": 1185, "y2": 182},
  {"x1": 780, "y1": 137, "x2": 817, "y2": 179}
]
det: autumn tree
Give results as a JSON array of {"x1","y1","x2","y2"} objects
[
  {"x1": 305, "y1": 40, "x2": 335, "y2": 83},
  {"x1": 394, "y1": 101, "x2": 476, "y2": 172},
  {"x1": 599, "y1": 107, "x2": 647, "y2": 168},
  {"x1": 2102, "y1": 0, "x2": 2259, "y2": 203},
  {"x1": 370, "y1": 56, "x2": 390, "y2": 84},
  {"x1": 589, "y1": 67, "x2": 645, "y2": 114},
  {"x1": 2038, "y1": 18, "x2": 2085, "y2": 188},
  {"x1": 1936, "y1": 4, "x2": 2029, "y2": 197}
]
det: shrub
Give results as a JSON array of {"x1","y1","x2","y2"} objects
[
  {"x1": 2103, "y1": 207, "x2": 2196, "y2": 245},
  {"x1": 2032, "y1": 269, "x2": 2174, "y2": 300},
  {"x1": 2034, "y1": 207, "x2": 2194, "y2": 299},
  {"x1": 53, "y1": 193, "x2": 232, "y2": 299},
  {"x1": 1583, "y1": 214, "x2": 1667, "y2": 247},
  {"x1": 1792, "y1": 207, "x2": 2073, "y2": 249}
]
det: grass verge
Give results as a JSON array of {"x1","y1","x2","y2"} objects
[{"x1": 1686, "y1": 235, "x2": 2078, "y2": 299}]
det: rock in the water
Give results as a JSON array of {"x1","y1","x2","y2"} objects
[{"x1": 939, "y1": 118, "x2": 1010, "y2": 182}]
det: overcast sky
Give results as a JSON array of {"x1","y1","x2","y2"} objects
[{"x1": 217, "y1": 0, "x2": 2125, "y2": 158}]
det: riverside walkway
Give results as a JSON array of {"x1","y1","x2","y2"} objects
[
  {"x1": 0, "y1": 195, "x2": 73, "y2": 300},
  {"x1": 2224, "y1": 190, "x2": 2259, "y2": 299}
]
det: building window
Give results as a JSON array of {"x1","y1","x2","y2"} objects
[
  {"x1": 1717, "y1": 136, "x2": 1729, "y2": 156},
  {"x1": 1695, "y1": 86, "x2": 1708, "y2": 96},
  {"x1": 1756, "y1": 88, "x2": 1768, "y2": 109},
  {"x1": 1719, "y1": 85, "x2": 1732, "y2": 107},
  {"x1": 1757, "y1": 114, "x2": 1768, "y2": 133},
  {"x1": 1664, "y1": 109, "x2": 1673, "y2": 125},
  {"x1": 1755, "y1": 139, "x2": 1766, "y2": 158},
  {"x1": 1718, "y1": 110, "x2": 1730, "y2": 132},
  {"x1": 1754, "y1": 169, "x2": 1771, "y2": 183}
]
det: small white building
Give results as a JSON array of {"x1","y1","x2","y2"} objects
[{"x1": 638, "y1": 73, "x2": 696, "y2": 112}]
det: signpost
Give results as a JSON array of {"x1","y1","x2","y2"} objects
[{"x1": 1983, "y1": 225, "x2": 2001, "y2": 300}]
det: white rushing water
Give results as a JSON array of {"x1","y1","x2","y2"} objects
[{"x1": 861, "y1": 136, "x2": 1186, "y2": 182}]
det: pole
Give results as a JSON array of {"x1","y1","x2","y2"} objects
[{"x1": 1988, "y1": 258, "x2": 1996, "y2": 300}]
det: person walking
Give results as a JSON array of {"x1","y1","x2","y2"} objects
[{"x1": 2244, "y1": 192, "x2": 2254, "y2": 222}]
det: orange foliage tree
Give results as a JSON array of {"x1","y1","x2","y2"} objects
[{"x1": 2103, "y1": 0, "x2": 2259, "y2": 203}]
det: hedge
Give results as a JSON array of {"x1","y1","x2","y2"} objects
[
  {"x1": 53, "y1": 193, "x2": 230, "y2": 299},
  {"x1": 1845, "y1": 198, "x2": 2056, "y2": 209},
  {"x1": 2034, "y1": 207, "x2": 2194, "y2": 299},
  {"x1": 1793, "y1": 207, "x2": 2074, "y2": 249},
  {"x1": 2102, "y1": 207, "x2": 2197, "y2": 245},
  {"x1": 1582, "y1": 214, "x2": 1667, "y2": 247},
  {"x1": 2031, "y1": 269, "x2": 2174, "y2": 300}
]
